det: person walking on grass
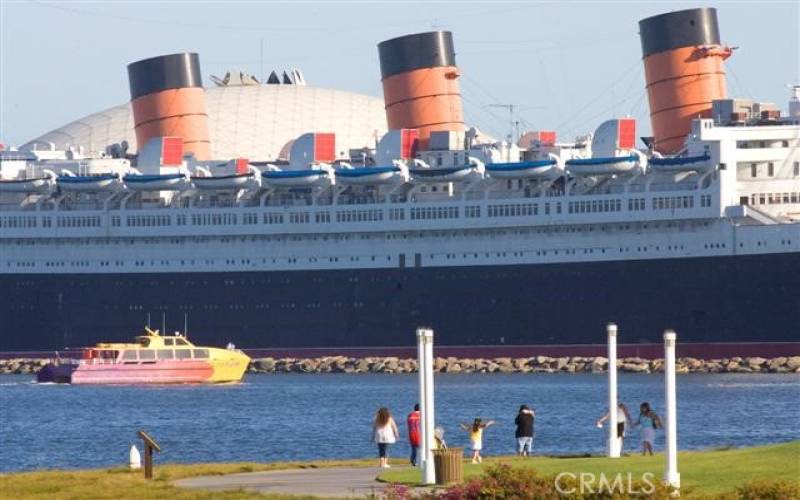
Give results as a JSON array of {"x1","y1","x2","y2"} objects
[
  {"x1": 596, "y1": 402, "x2": 632, "y2": 453},
  {"x1": 460, "y1": 418, "x2": 495, "y2": 464},
  {"x1": 515, "y1": 405, "x2": 535, "y2": 456},
  {"x1": 635, "y1": 402, "x2": 663, "y2": 456},
  {"x1": 372, "y1": 407, "x2": 399, "y2": 468},
  {"x1": 407, "y1": 404, "x2": 421, "y2": 466}
]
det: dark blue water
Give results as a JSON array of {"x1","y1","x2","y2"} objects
[{"x1": 1, "y1": 373, "x2": 798, "y2": 472}]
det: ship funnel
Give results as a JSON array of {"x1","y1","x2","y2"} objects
[
  {"x1": 639, "y1": 8, "x2": 731, "y2": 154},
  {"x1": 378, "y1": 31, "x2": 464, "y2": 150},
  {"x1": 128, "y1": 53, "x2": 211, "y2": 161}
]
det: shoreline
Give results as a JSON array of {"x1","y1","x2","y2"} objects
[{"x1": 2, "y1": 355, "x2": 799, "y2": 375}]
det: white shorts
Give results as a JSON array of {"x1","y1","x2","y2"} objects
[
  {"x1": 471, "y1": 440, "x2": 482, "y2": 451},
  {"x1": 641, "y1": 427, "x2": 656, "y2": 445}
]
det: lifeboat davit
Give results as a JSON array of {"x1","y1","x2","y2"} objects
[
  {"x1": 123, "y1": 173, "x2": 187, "y2": 191},
  {"x1": 409, "y1": 165, "x2": 473, "y2": 182},
  {"x1": 565, "y1": 155, "x2": 638, "y2": 176},
  {"x1": 335, "y1": 166, "x2": 400, "y2": 185},
  {"x1": 191, "y1": 172, "x2": 255, "y2": 190},
  {"x1": 57, "y1": 173, "x2": 121, "y2": 192},
  {"x1": 486, "y1": 159, "x2": 558, "y2": 179},
  {"x1": 648, "y1": 153, "x2": 712, "y2": 173},
  {"x1": 262, "y1": 169, "x2": 329, "y2": 187},
  {"x1": 0, "y1": 176, "x2": 54, "y2": 193}
]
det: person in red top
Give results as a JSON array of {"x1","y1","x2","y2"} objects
[{"x1": 407, "y1": 404, "x2": 421, "y2": 466}]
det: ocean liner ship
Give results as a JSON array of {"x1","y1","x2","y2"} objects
[{"x1": 1, "y1": 8, "x2": 798, "y2": 356}]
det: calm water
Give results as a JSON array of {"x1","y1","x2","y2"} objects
[{"x1": 1, "y1": 373, "x2": 798, "y2": 472}]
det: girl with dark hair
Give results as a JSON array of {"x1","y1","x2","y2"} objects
[
  {"x1": 636, "y1": 402, "x2": 663, "y2": 456},
  {"x1": 459, "y1": 417, "x2": 495, "y2": 464},
  {"x1": 372, "y1": 407, "x2": 399, "y2": 468}
]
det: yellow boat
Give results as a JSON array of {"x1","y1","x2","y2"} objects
[{"x1": 37, "y1": 327, "x2": 251, "y2": 384}]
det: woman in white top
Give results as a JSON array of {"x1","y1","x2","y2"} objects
[
  {"x1": 372, "y1": 407, "x2": 400, "y2": 468},
  {"x1": 596, "y1": 402, "x2": 632, "y2": 453}
]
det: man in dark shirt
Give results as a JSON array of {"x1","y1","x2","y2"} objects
[{"x1": 515, "y1": 405, "x2": 535, "y2": 456}]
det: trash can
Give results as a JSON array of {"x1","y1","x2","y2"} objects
[{"x1": 432, "y1": 447, "x2": 463, "y2": 485}]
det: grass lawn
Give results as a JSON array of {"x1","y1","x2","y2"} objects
[
  {"x1": 379, "y1": 440, "x2": 800, "y2": 496},
  {"x1": 2, "y1": 442, "x2": 797, "y2": 499},
  {"x1": 0, "y1": 458, "x2": 384, "y2": 500}
]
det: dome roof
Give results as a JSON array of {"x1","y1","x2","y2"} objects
[{"x1": 22, "y1": 85, "x2": 388, "y2": 161}]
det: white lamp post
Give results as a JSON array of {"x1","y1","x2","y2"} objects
[
  {"x1": 663, "y1": 329, "x2": 680, "y2": 489},
  {"x1": 607, "y1": 323, "x2": 620, "y2": 458},
  {"x1": 417, "y1": 327, "x2": 436, "y2": 485}
]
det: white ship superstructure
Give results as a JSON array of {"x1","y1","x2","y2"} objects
[{"x1": 0, "y1": 8, "x2": 798, "y2": 353}]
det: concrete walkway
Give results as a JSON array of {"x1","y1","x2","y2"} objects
[{"x1": 175, "y1": 465, "x2": 412, "y2": 498}]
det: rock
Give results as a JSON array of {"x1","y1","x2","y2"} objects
[
  {"x1": 486, "y1": 362, "x2": 500, "y2": 373},
  {"x1": 621, "y1": 363, "x2": 650, "y2": 373},
  {"x1": 434, "y1": 358, "x2": 448, "y2": 372},
  {"x1": 384, "y1": 357, "x2": 399, "y2": 371},
  {"x1": 746, "y1": 357, "x2": 767, "y2": 367},
  {"x1": 785, "y1": 356, "x2": 800, "y2": 370},
  {"x1": 355, "y1": 359, "x2": 370, "y2": 372},
  {"x1": 254, "y1": 358, "x2": 275, "y2": 372},
  {"x1": 497, "y1": 363, "x2": 516, "y2": 373},
  {"x1": 446, "y1": 363, "x2": 462, "y2": 373},
  {"x1": 534, "y1": 355, "x2": 551, "y2": 365},
  {"x1": 555, "y1": 357, "x2": 569, "y2": 370},
  {"x1": 676, "y1": 365, "x2": 690, "y2": 374},
  {"x1": 298, "y1": 359, "x2": 317, "y2": 373}
]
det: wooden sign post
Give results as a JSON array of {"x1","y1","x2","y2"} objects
[{"x1": 136, "y1": 430, "x2": 162, "y2": 480}]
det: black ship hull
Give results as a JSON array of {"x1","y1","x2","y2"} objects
[{"x1": 2, "y1": 252, "x2": 799, "y2": 355}]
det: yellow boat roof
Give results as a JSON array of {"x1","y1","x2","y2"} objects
[{"x1": 93, "y1": 326, "x2": 197, "y2": 349}]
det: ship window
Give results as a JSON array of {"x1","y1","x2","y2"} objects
[
  {"x1": 193, "y1": 349, "x2": 209, "y2": 359},
  {"x1": 751, "y1": 164, "x2": 757, "y2": 178},
  {"x1": 794, "y1": 162, "x2": 799, "y2": 177},
  {"x1": 163, "y1": 338, "x2": 174, "y2": 346},
  {"x1": 768, "y1": 163, "x2": 774, "y2": 177},
  {"x1": 122, "y1": 350, "x2": 137, "y2": 361},
  {"x1": 139, "y1": 350, "x2": 155, "y2": 361},
  {"x1": 175, "y1": 349, "x2": 192, "y2": 359},
  {"x1": 175, "y1": 338, "x2": 189, "y2": 346},
  {"x1": 157, "y1": 349, "x2": 174, "y2": 360}
]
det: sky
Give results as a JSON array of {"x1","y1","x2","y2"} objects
[{"x1": 0, "y1": 1, "x2": 798, "y2": 148}]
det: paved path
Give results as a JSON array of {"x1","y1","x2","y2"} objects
[{"x1": 175, "y1": 465, "x2": 413, "y2": 498}]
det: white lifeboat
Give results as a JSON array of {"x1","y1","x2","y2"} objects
[
  {"x1": 190, "y1": 172, "x2": 255, "y2": 190},
  {"x1": 485, "y1": 159, "x2": 558, "y2": 179},
  {"x1": 565, "y1": 155, "x2": 638, "y2": 176},
  {"x1": 409, "y1": 165, "x2": 473, "y2": 183},
  {"x1": 648, "y1": 153, "x2": 712, "y2": 173},
  {"x1": 334, "y1": 166, "x2": 400, "y2": 185},
  {"x1": 0, "y1": 175, "x2": 54, "y2": 193},
  {"x1": 57, "y1": 173, "x2": 121, "y2": 192},
  {"x1": 262, "y1": 169, "x2": 329, "y2": 187},
  {"x1": 123, "y1": 173, "x2": 188, "y2": 191}
]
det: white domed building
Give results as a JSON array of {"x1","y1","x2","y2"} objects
[{"x1": 22, "y1": 75, "x2": 388, "y2": 161}]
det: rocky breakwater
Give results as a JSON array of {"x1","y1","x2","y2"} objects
[
  {"x1": 2, "y1": 356, "x2": 799, "y2": 375},
  {"x1": 0, "y1": 359, "x2": 50, "y2": 375},
  {"x1": 246, "y1": 355, "x2": 800, "y2": 375}
]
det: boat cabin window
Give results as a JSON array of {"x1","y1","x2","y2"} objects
[
  {"x1": 139, "y1": 338, "x2": 151, "y2": 347},
  {"x1": 122, "y1": 350, "x2": 137, "y2": 361},
  {"x1": 157, "y1": 349, "x2": 174, "y2": 360},
  {"x1": 175, "y1": 349, "x2": 192, "y2": 360},
  {"x1": 139, "y1": 349, "x2": 155, "y2": 361},
  {"x1": 193, "y1": 349, "x2": 209, "y2": 359},
  {"x1": 164, "y1": 338, "x2": 175, "y2": 346},
  {"x1": 175, "y1": 338, "x2": 189, "y2": 346}
]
